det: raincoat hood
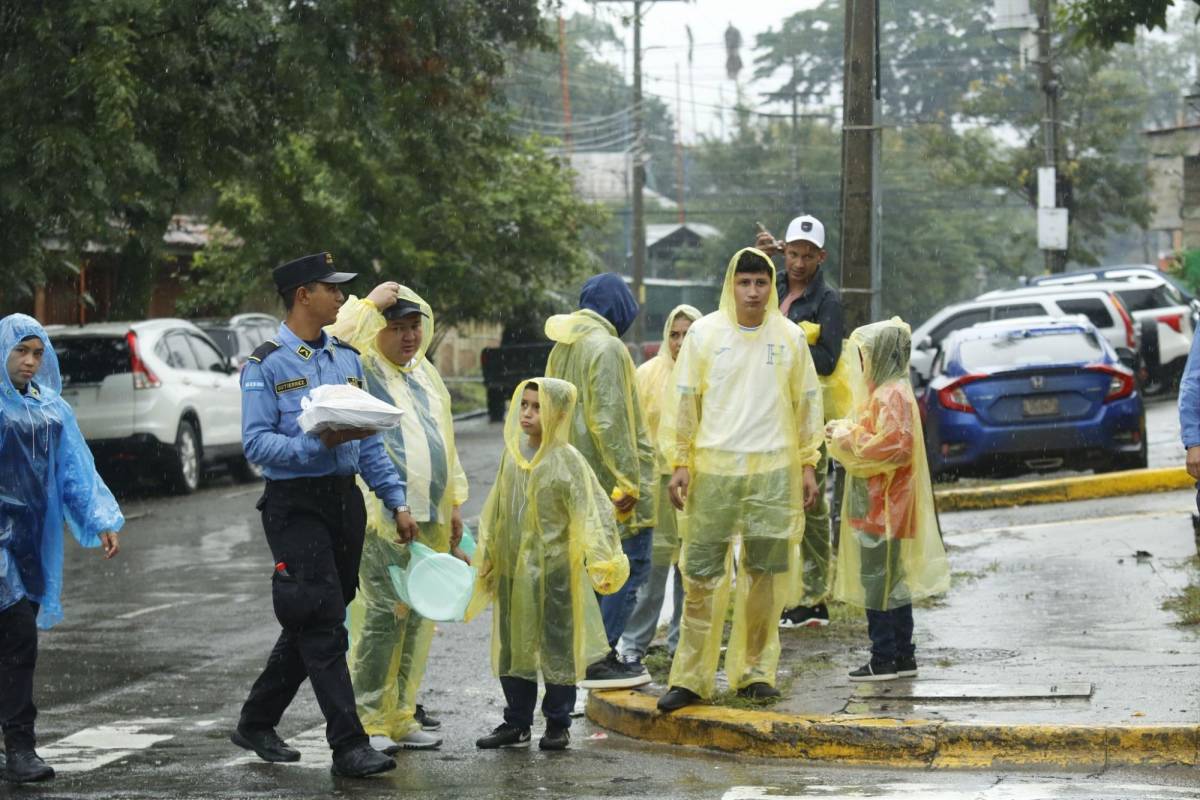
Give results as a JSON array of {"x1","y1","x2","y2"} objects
[
  {"x1": 384, "y1": 286, "x2": 434, "y2": 373},
  {"x1": 579, "y1": 273, "x2": 639, "y2": 337},
  {"x1": 504, "y1": 377, "x2": 578, "y2": 470},
  {"x1": 719, "y1": 248, "x2": 780, "y2": 327},
  {"x1": 1, "y1": 314, "x2": 61, "y2": 397},
  {"x1": 658, "y1": 304, "x2": 703, "y2": 365},
  {"x1": 854, "y1": 318, "x2": 911, "y2": 388}
]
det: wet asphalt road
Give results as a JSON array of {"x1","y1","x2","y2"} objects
[{"x1": 22, "y1": 414, "x2": 1200, "y2": 798}]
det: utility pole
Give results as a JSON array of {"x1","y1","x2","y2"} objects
[
  {"x1": 675, "y1": 62, "x2": 686, "y2": 225},
  {"x1": 557, "y1": 12, "x2": 573, "y2": 153},
  {"x1": 1036, "y1": 0, "x2": 1065, "y2": 273},
  {"x1": 839, "y1": 0, "x2": 882, "y2": 330},
  {"x1": 592, "y1": 0, "x2": 688, "y2": 350}
]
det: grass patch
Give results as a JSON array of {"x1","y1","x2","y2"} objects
[
  {"x1": 915, "y1": 568, "x2": 987, "y2": 609},
  {"x1": 642, "y1": 647, "x2": 673, "y2": 684},
  {"x1": 447, "y1": 379, "x2": 486, "y2": 416},
  {"x1": 1162, "y1": 556, "x2": 1200, "y2": 626}
]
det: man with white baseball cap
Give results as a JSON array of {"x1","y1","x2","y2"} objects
[{"x1": 754, "y1": 214, "x2": 844, "y2": 629}]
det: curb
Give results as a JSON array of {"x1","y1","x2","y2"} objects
[
  {"x1": 933, "y1": 467, "x2": 1194, "y2": 511},
  {"x1": 586, "y1": 690, "x2": 1200, "y2": 768},
  {"x1": 452, "y1": 409, "x2": 489, "y2": 422}
]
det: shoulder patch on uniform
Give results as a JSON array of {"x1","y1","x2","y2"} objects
[
  {"x1": 275, "y1": 377, "x2": 309, "y2": 394},
  {"x1": 347, "y1": 376, "x2": 364, "y2": 389},
  {"x1": 247, "y1": 340, "x2": 280, "y2": 363},
  {"x1": 331, "y1": 336, "x2": 360, "y2": 355},
  {"x1": 295, "y1": 343, "x2": 314, "y2": 360}
]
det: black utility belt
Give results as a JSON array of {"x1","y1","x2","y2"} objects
[{"x1": 265, "y1": 475, "x2": 357, "y2": 494}]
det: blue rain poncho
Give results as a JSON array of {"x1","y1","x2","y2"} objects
[{"x1": 0, "y1": 314, "x2": 124, "y2": 629}]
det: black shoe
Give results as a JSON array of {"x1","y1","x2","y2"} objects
[
  {"x1": 579, "y1": 651, "x2": 652, "y2": 689},
  {"x1": 779, "y1": 603, "x2": 830, "y2": 629},
  {"x1": 476, "y1": 723, "x2": 532, "y2": 749},
  {"x1": 736, "y1": 682, "x2": 782, "y2": 700},
  {"x1": 330, "y1": 742, "x2": 396, "y2": 778},
  {"x1": 656, "y1": 686, "x2": 701, "y2": 712},
  {"x1": 896, "y1": 655, "x2": 918, "y2": 678},
  {"x1": 848, "y1": 659, "x2": 898, "y2": 682},
  {"x1": 414, "y1": 703, "x2": 442, "y2": 731},
  {"x1": 539, "y1": 724, "x2": 570, "y2": 751},
  {"x1": 230, "y1": 727, "x2": 301, "y2": 763},
  {"x1": 3, "y1": 748, "x2": 55, "y2": 783}
]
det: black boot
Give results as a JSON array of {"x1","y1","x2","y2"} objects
[
  {"x1": 330, "y1": 742, "x2": 396, "y2": 778},
  {"x1": 3, "y1": 748, "x2": 54, "y2": 783}
]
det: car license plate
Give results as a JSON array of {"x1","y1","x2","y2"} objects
[{"x1": 1022, "y1": 397, "x2": 1059, "y2": 417}]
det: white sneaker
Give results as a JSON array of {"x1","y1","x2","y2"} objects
[
  {"x1": 395, "y1": 729, "x2": 443, "y2": 750},
  {"x1": 369, "y1": 734, "x2": 402, "y2": 755}
]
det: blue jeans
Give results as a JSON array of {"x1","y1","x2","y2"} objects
[
  {"x1": 500, "y1": 676, "x2": 575, "y2": 729},
  {"x1": 866, "y1": 604, "x2": 914, "y2": 663},
  {"x1": 598, "y1": 528, "x2": 653, "y2": 648},
  {"x1": 618, "y1": 562, "x2": 683, "y2": 659}
]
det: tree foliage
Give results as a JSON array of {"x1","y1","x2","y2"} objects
[{"x1": 1064, "y1": 0, "x2": 1200, "y2": 49}]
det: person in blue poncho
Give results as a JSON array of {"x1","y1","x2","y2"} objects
[{"x1": 0, "y1": 314, "x2": 123, "y2": 784}]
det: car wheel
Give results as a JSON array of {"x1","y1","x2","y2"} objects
[
  {"x1": 168, "y1": 420, "x2": 201, "y2": 495},
  {"x1": 230, "y1": 456, "x2": 264, "y2": 483},
  {"x1": 486, "y1": 387, "x2": 507, "y2": 423}
]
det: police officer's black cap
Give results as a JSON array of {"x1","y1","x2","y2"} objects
[
  {"x1": 382, "y1": 299, "x2": 428, "y2": 321},
  {"x1": 273, "y1": 252, "x2": 357, "y2": 294}
]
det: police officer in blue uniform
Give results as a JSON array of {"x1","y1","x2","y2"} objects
[{"x1": 230, "y1": 252, "x2": 419, "y2": 779}]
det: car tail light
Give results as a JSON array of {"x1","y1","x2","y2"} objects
[
  {"x1": 1156, "y1": 313, "x2": 1183, "y2": 333},
  {"x1": 1110, "y1": 292, "x2": 1136, "y2": 348},
  {"x1": 1087, "y1": 364, "x2": 1134, "y2": 402},
  {"x1": 126, "y1": 331, "x2": 161, "y2": 389},
  {"x1": 936, "y1": 374, "x2": 985, "y2": 413}
]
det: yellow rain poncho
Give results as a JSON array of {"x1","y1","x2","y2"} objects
[
  {"x1": 827, "y1": 319, "x2": 950, "y2": 610},
  {"x1": 329, "y1": 289, "x2": 469, "y2": 741},
  {"x1": 544, "y1": 309, "x2": 656, "y2": 534},
  {"x1": 664, "y1": 248, "x2": 824, "y2": 698},
  {"x1": 467, "y1": 378, "x2": 630, "y2": 685},
  {"x1": 636, "y1": 304, "x2": 702, "y2": 568}
]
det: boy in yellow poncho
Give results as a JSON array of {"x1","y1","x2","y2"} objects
[
  {"x1": 826, "y1": 319, "x2": 950, "y2": 682},
  {"x1": 468, "y1": 378, "x2": 629, "y2": 751},
  {"x1": 328, "y1": 282, "x2": 469, "y2": 752},
  {"x1": 657, "y1": 249, "x2": 824, "y2": 712}
]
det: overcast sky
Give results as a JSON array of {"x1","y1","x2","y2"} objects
[{"x1": 562, "y1": 0, "x2": 823, "y2": 143}]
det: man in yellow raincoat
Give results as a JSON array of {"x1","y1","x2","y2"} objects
[
  {"x1": 544, "y1": 274, "x2": 656, "y2": 689},
  {"x1": 468, "y1": 378, "x2": 629, "y2": 751},
  {"x1": 826, "y1": 319, "x2": 950, "y2": 681},
  {"x1": 657, "y1": 248, "x2": 824, "y2": 712},
  {"x1": 617, "y1": 304, "x2": 702, "y2": 667},
  {"x1": 328, "y1": 282, "x2": 469, "y2": 752}
]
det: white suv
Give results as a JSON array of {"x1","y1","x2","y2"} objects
[{"x1": 48, "y1": 319, "x2": 256, "y2": 493}]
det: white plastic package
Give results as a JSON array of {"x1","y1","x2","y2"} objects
[{"x1": 297, "y1": 384, "x2": 404, "y2": 434}]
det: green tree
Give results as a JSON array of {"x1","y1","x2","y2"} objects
[{"x1": 1063, "y1": 0, "x2": 1200, "y2": 49}]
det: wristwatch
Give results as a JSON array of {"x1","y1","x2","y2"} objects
[{"x1": 395, "y1": 505, "x2": 411, "y2": 515}]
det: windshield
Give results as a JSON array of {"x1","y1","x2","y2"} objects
[
  {"x1": 54, "y1": 336, "x2": 130, "y2": 386},
  {"x1": 958, "y1": 330, "x2": 1105, "y2": 372}
]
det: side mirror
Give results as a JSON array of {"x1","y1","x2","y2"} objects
[
  {"x1": 917, "y1": 335, "x2": 933, "y2": 351},
  {"x1": 1115, "y1": 347, "x2": 1137, "y2": 371}
]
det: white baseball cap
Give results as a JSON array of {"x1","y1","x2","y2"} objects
[{"x1": 784, "y1": 215, "x2": 825, "y2": 248}]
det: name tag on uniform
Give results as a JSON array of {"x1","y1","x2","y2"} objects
[
  {"x1": 275, "y1": 377, "x2": 309, "y2": 394},
  {"x1": 347, "y1": 377, "x2": 363, "y2": 389}
]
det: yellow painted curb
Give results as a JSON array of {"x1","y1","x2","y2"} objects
[
  {"x1": 934, "y1": 467, "x2": 1194, "y2": 512},
  {"x1": 586, "y1": 690, "x2": 1200, "y2": 768}
]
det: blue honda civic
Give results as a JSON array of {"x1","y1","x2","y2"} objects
[{"x1": 920, "y1": 317, "x2": 1146, "y2": 479}]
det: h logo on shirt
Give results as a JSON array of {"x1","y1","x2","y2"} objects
[{"x1": 766, "y1": 343, "x2": 777, "y2": 366}]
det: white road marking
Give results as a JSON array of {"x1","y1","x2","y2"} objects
[
  {"x1": 37, "y1": 718, "x2": 175, "y2": 774},
  {"x1": 723, "y1": 783, "x2": 1200, "y2": 800},
  {"x1": 945, "y1": 509, "x2": 1191, "y2": 538},
  {"x1": 116, "y1": 603, "x2": 180, "y2": 619},
  {"x1": 224, "y1": 724, "x2": 329, "y2": 770},
  {"x1": 116, "y1": 593, "x2": 228, "y2": 619}
]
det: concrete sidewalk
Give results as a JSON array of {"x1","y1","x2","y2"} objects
[{"x1": 587, "y1": 490, "x2": 1200, "y2": 768}]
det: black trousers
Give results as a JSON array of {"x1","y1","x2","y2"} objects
[
  {"x1": 238, "y1": 476, "x2": 368, "y2": 753},
  {"x1": 0, "y1": 598, "x2": 38, "y2": 750},
  {"x1": 500, "y1": 676, "x2": 576, "y2": 730}
]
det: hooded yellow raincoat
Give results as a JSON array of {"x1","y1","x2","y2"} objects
[
  {"x1": 636, "y1": 304, "x2": 702, "y2": 568},
  {"x1": 467, "y1": 378, "x2": 630, "y2": 685},
  {"x1": 328, "y1": 289, "x2": 469, "y2": 740},
  {"x1": 827, "y1": 319, "x2": 950, "y2": 610},
  {"x1": 663, "y1": 248, "x2": 824, "y2": 698},
  {"x1": 544, "y1": 309, "x2": 656, "y2": 534}
]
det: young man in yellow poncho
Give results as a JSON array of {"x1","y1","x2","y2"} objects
[
  {"x1": 657, "y1": 248, "x2": 824, "y2": 712},
  {"x1": 826, "y1": 319, "x2": 950, "y2": 681},
  {"x1": 327, "y1": 282, "x2": 469, "y2": 753},
  {"x1": 544, "y1": 274, "x2": 657, "y2": 689},
  {"x1": 468, "y1": 378, "x2": 629, "y2": 751},
  {"x1": 616, "y1": 304, "x2": 702, "y2": 667}
]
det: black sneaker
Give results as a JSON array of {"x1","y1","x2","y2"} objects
[
  {"x1": 475, "y1": 723, "x2": 532, "y2": 749},
  {"x1": 579, "y1": 651, "x2": 652, "y2": 689},
  {"x1": 538, "y1": 724, "x2": 570, "y2": 751},
  {"x1": 656, "y1": 685, "x2": 701, "y2": 712},
  {"x1": 779, "y1": 603, "x2": 830, "y2": 629},
  {"x1": 736, "y1": 682, "x2": 782, "y2": 700},
  {"x1": 848, "y1": 660, "x2": 898, "y2": 682},
  {"x1": 414, "y1": 704, "x2": 442, "y2": 731},
  {"x1": 895, "y1": 655, "x2": 918, "y2": 678}
]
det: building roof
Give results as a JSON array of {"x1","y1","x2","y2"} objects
[
  {"x1": 566, "y1": 151, "x2": 677, "y2": 209},
  {"x1": 646, "y1": 222, "x2": 722, "y2": 248}
]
